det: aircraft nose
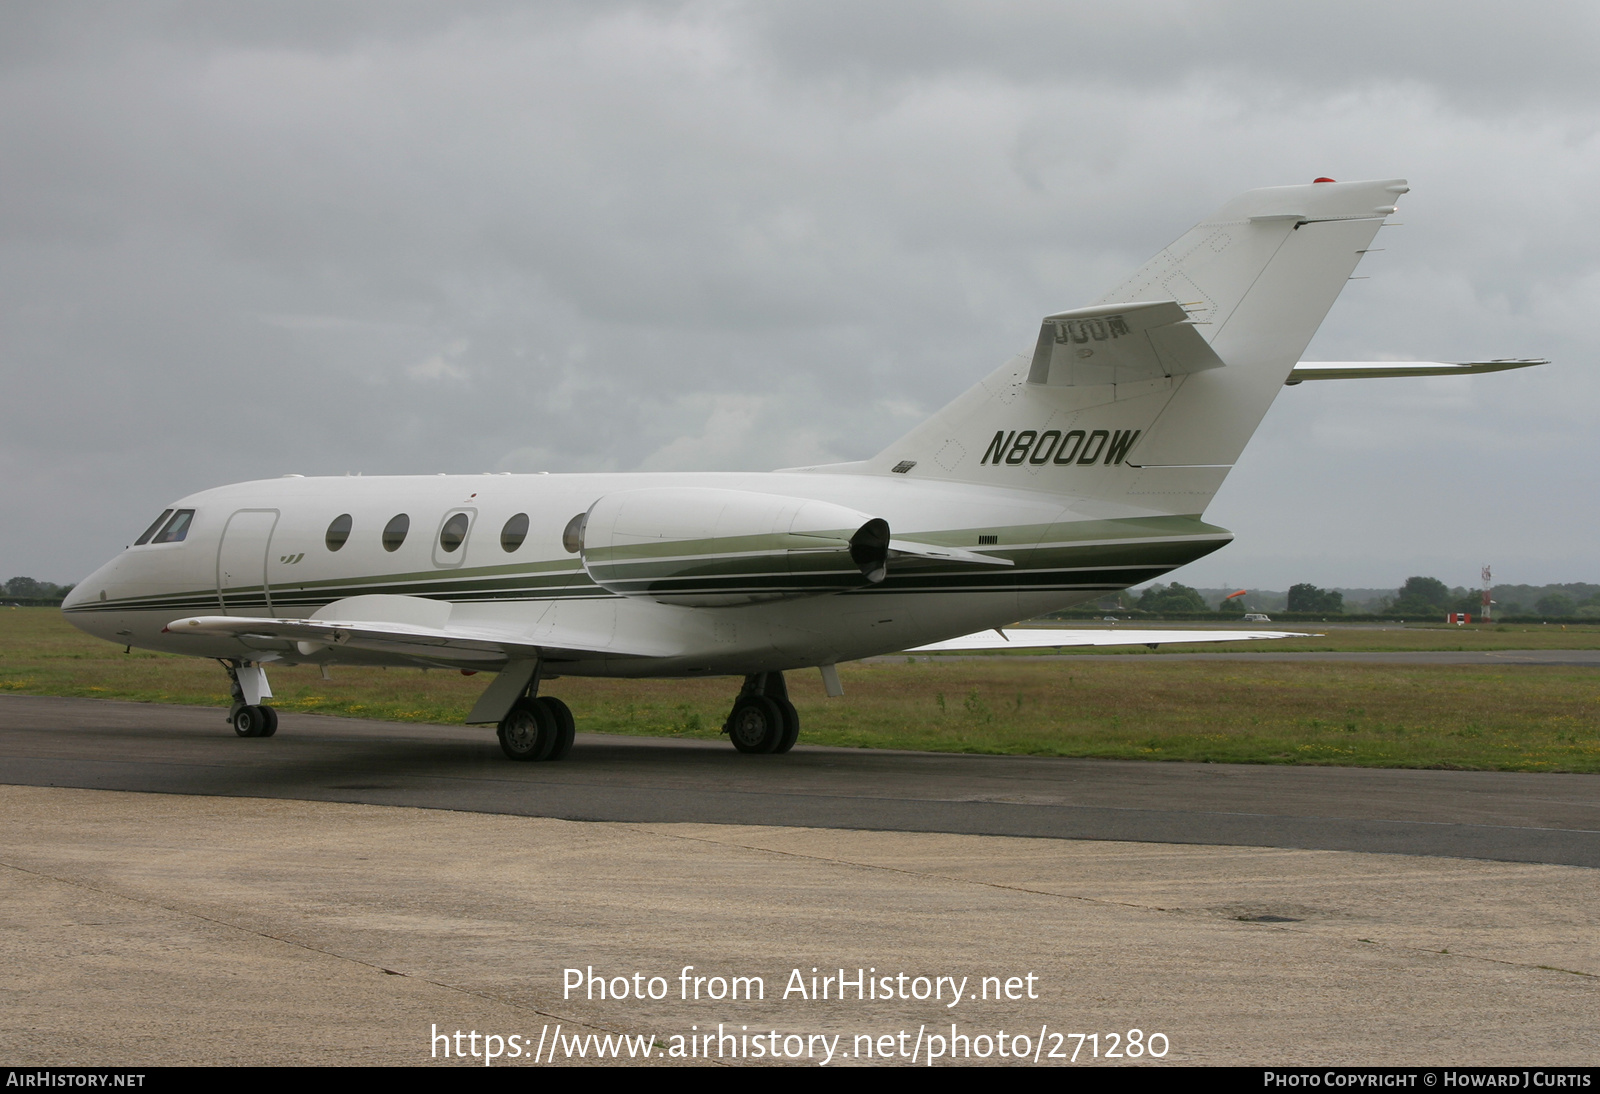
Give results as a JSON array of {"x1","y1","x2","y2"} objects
[
  {"x1": 60, "y1": 556, "x2": 123, "y2": 626},
  {"x1": 60, "y1": 580, "x2": 93, "y2": 611}
]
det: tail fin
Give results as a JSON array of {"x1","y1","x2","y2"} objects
[{"x1": 871, "y1": 179, "x2": 1406, "y2": 514}]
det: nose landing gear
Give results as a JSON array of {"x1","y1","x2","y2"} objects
[{"x1": 221, "y1": 659, "x2": 278, "y2": 739}]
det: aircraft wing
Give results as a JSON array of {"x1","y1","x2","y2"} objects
[
  {"x1": 1286, "y1": 359, "x2": 1545, "y2": 384},
  {"x1": 163, "y1": 614, "x2": 673, "y2": 666},
  {"x1": 908, "y1": 627, "x2": 1312, "y2": 652}
]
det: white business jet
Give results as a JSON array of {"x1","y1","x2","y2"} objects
[{"x1": 62, "y1": 179, "x2": 1541, "y2": 760}]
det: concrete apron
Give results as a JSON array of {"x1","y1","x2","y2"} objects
[{"x1": 1, "y1": 785, "x2": 1594, "y2": 1067}]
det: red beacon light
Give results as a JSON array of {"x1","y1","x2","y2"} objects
[{"x1": 1313, "y1": 177, "x2": 1336, "y2": 183}]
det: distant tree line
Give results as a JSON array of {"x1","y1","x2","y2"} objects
[
  {"x1": 1389, "y1": 576, "x2": 1463, "y2": 617},
  {"x1": 1490, "y1": 582, "x2": 1600, "y2": 618},
  {"x1": 1136, "y1": 582, "x2": 1208, "y2": 613},
  {"x1": 1112, "y1": 576, "x2": 1600, "y2": 619},
  {"x1": 1287, "y1": 583, "x2": 1343, "y2": 613},
  {"x1": 1133, "y1": 581, "x2": 1326, "y2": 615},
  {"x1": 1233, "y1": 578, "x2": 1600, "y2": 618},
  {"x1": 1380, "y1": 577, "x2": 1600, "y2": 618},
  {"x1": 4, "y1": 577, "x2": 74, "y2": 602}
]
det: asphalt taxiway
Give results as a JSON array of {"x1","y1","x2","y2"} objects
[
  {"x1": 2, "y1": 695, "x2": 1596, "y2": 1066},
  {"x1": 1, "y1": 695, "x2": 1595, "y2": 866}
]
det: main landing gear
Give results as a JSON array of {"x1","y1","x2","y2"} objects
[
  {"x1": 232, "y1": 703, "x2": 278, "y2": 738},
  {"x1": 221, "y1": 659, "x2": 278, "y2": 738},
  {"x1": 723, "y1": 671, "x2": 799, "y2": 755},
  {"x1": 497, "y1": 695, "x2": 576, "y2": 762}
]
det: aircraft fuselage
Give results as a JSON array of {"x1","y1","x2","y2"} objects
[{"x1": 63, "y1": 469, "x2": 1229, "y2": 678}]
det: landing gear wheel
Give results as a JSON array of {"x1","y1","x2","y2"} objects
[
  {"x1": 771, "y1": 697, "x2": 800, "y2": 754},
  {"x1": 258, "y1": 705, "x2": 279, "y2": 738},
  {"x1": 728, "y1": 696, "x2": 783, "y2": 754},
  {"x1": 497, "y1": 698, "x2": 556, "y2": 762},
  {"x1": 233, "y1": 705, "x2": 270, "y2": 738},
  {"x1": 536, "y1": 696, "x2": 576, "y2": 761}
]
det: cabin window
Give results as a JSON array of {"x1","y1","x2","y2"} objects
[
  {"x1": 501, "y1": 513, "x2": 530, "y2": 552},
  {"x1": 151, "y1": 509, "x2": 195, "y2": 544},
  {"x1": 325, "y1": 514, "x2": 353, "y2": 551},
  {"x1": 134, "y1": 510, "x2": 173, "y2": 546},
  {"x1": 382, "y1": 513, "x2": 410, "y2": 552},
  {"x1": 439, "y1": 512, "x2": 470, "y2": 553}
]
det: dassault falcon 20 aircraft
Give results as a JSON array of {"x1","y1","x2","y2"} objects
[{"x1": 63, "y1": 178, "x2": 1541, "y2": 760}]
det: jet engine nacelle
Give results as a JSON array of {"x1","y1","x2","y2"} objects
[{"x1": 571, "y1": 487, "x2": 889, "y2": 606}]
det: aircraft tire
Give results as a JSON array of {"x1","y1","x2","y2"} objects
[
  {"x1": 259, "y1": 705, "x2": 279, "y2": 738},
  {"x1": 498, "y1": 699, "x2": 557, "y2": 762},
  {"x1": 728, "y1": 696, "x2": 783, "y2": 754},
  {"x1": 771, "y1": 698, "x2": 800, "y2": 754},
  {"x1": 232, "y1": 705, "x2": 270, "y2": 738},
  {"x1": 537, "y1": 696, "x2": 576, "y2": 760}
]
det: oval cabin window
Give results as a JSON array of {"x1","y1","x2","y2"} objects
[
  {"x1": 382, "y1": 514, "x2": 409, "y2": 552},
  {"x1": 439, "y1": 512, "x2": 470, "y2": 553},
  {"x1": 326, "y1": 513, "x2": 353, "y2": 551},
  {"x1": 501, "y1": 513, "x2": 529, "y2": 552}
]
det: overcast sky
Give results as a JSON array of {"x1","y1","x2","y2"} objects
[{"x1": 4, "y1": 1, "x2": 1596, "y2": 590}]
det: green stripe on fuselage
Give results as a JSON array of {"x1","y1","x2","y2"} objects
[{"x1": 64, "y1": 515, "x2": 1229, "y2": 617}]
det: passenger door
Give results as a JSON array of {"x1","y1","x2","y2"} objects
[{"x1": 217, "y1": 509, "x2": 280, "y2": 616}]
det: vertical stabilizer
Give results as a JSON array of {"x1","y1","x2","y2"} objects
[{"x1": 869, "y1": 179, "x2": 1406, "y2": 515}]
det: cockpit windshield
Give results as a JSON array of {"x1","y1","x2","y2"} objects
[
  {"x1": 150, "y1": 509, "x2": 195, "y2": 544},
  {"x1": 133, "y1": 509, "x2": 174, "y2": 546}
]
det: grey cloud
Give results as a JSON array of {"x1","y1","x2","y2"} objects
[
  {"x1": 1, "y1": 2, "x2": 1595, "y2": 589},
  {"x1": 746, "y1": 0, "x2": 1600, "y2": 111}
]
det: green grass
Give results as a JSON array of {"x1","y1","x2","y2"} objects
[{"x1": 5, "y1": 608, "x2": 1600, "y2": 771}]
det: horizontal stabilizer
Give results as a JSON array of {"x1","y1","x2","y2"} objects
[
  {"x1": 1286, "y1": 359, "x2": 1546, "y2": 384},
  {"x1": 908, "y1": 626, "x2": 1312, "y2": 652},
  {"x1": 1027, "y1": 300, "x2": 1225, "y2": 387}
]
